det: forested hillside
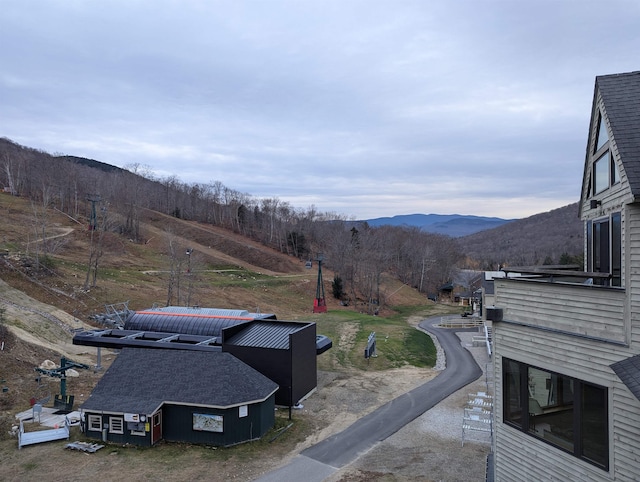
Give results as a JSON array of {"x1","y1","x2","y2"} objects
[
  {"x1": 457, "y1": 203, "x2": 583, "y2": 269},
  {"x1": 0, "y1": 138, "x2": 458, "y2": 306},
  {"x1": 0, "y1": 137, "x2": 583, "y2": 299}
]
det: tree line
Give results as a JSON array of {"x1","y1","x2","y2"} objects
[{"x1": 1, "y1": 138, "x2": 467, "y2": 310}]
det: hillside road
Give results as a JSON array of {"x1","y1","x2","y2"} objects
[{"x1": 255, "y1": 315, "x2": 484, "y2": 481}]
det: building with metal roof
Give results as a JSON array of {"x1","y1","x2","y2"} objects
[
  {"x1": 74, "y1": 307, "x2": 329, "y2": 409},
  {"x1": 223, "y1": 321, "x2": 317, "y2": 407},
  {"x1": 124, "y1": 306, "x2": 276, "y2": 336}
]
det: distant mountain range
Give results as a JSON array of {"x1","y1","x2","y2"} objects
[{"x1": 364, "y1": 213, "x2": 514, "y2": 237}]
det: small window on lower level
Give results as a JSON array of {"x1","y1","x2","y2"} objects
[
  {"x1": 109, "y1": 417, "x2": 124, "y2": 434},
  {"x1": 502, "y1": 358, "x2": 608, "y2": 470},
  {"x1": 87, "y1": 414, "x2": 102, "y2": 431}
]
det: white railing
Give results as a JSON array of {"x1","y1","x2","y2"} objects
[{"x1": 18, "y1": 417, "x2": 70, "y2": 449}]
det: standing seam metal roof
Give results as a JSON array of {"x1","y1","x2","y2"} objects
[
  {"x1": 145, "y1": 307, "x2": 253, "y2": 317},
  {"x1": 225, "y1": 321, "x2": 309, "y2": 349},
  {"x1": 125, "y1": 311, "x2": 251, "y2": 336},
  {"x1": 124, "y1": 307, "x2": 276, "y2": 337}
]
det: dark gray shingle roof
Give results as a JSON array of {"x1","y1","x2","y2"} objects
[
  {"x1": 81, "y1": 348, "x2": 278, "y2": 414},
  {"x1": 596, "y1": 71, "x2": 640, "y2": 197},
  {"x1": 611, "y1": 354, "x2": 640, "y2": 402}
]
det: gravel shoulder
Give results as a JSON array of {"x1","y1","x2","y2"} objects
[{"x1": 322, "y1": 329, "x2": 493, "y2": 482}]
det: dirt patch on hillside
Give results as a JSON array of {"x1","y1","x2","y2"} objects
[{"x1": 139, "y1": 209, "x2": 304, "y2": 275}]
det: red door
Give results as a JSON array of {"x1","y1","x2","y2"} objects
[{"x1": 151, "y1": 411, "x2": 162, "y2": 444}]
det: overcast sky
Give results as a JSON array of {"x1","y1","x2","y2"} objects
[{"x1": 2, "y1": 1, "x2": 640, "y2": 220}]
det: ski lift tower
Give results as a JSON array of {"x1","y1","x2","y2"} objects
[
  {"x1": 87, "y1": 194, "x2": 101, "y2": 231},
  {"x1": 313, "y1": 253, "x2": 327, "y2": 313},
  {"x1": 35, "y1": 357, "x2": 90, "y2": 411}
]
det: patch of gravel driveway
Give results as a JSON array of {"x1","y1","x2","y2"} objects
[{"x1": 325, "y1": 330, "x2": 493, "y2": 482}]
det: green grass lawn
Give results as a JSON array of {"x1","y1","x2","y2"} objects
[{"x1": 310, "y1": 304, "x2": 458, "y2": 371}]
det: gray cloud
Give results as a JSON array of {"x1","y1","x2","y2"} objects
[{"x1": 1, "y1": 0, "x2": 639, "y2": 219}]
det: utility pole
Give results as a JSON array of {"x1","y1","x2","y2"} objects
[
  {"x1": 87, "y1": 195, "x2": 101, "y2": 231},
  {"x1": 186, "y1": 248, "x2": 193, "y2": 306},
  {"x1": 313, "y1": 253, "x2": 327, "y2": 313}
]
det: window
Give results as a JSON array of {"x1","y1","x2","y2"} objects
[
  {"x1": 109, "y1": 417, "x2": 124, "y2": 434},
  {"x1": 528, "y1": 367, "x2": 574, "y2": 452},
  {"x1": 587, "y1": 212, "x2": 621, "y2": 286},
  {"x1": 611, "y1": 213, "x2": 621, "y2": 286},
  {"x1": 239, "y1": 405, "x2": 248, "y2": 418},
  {"x1": 502, "y1": 358, "x2": 608, "y2": 470},
  {"x1": 593, "y1": 151, "x2": 619, "y2": 194},
  {"x1": 503, "y1": 359, "x2": 522, "y2": 428},
  {"x1": 87, "y1": 414, "x2": 102, "y2": 431},
  {"x1": 611, "y1": 156, "x2": 620, "y2": 185},
  {"x1": 581, "y1": 382, "x2": 608, "y2": 466},
  {"x1": 595, "y1": 112, "x2": 609, "y2": 152},
  {"x1": 591, "y1": 112, "x2": 619, "y2": 195},
  {"x1": 594, "y1": 152, "x2": 610, "y2": 194}
]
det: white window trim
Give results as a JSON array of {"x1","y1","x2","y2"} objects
[
  {"x1": 88, "y1": 414, "x2": 102, "y2": 431},
  {"x1": 109, "y1": 416, "x2": 124, "y2": 434}
]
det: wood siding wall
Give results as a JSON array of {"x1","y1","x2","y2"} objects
[
  {"x1": 493, "y1": 83, "x2": 640, "y2": 481},
  {"x1": 581, "y1": 91, "x2": 632, "y2": 226},
  {"x1": 494, "y1": 278, "x2": 626, "y2": 344},
  {"x1": 84, "y1": 398, "x2": 275, "y2": 447},
  {"x1": 493, "y1": 310, "x2": 640, "y2": 482},
  {"x1": 493, "y1": 323, "x2": 640, "y2": 481},
  {"x1": 611, "y1": 379, "x2": 640, "y2": 481},
  {"x1": 162, "y1": 396, "x2": 275, "y2": 446},
  {"x1": 83, "y1": 411, "x2": 152, "y2": 447},
  {"x1": 627, "y1": 203, "x2": 640, "y2": 348}
]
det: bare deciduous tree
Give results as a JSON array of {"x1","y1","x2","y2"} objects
[
  {"x1": 84, "y1": 201, "x2": 112, "y2": 289},
  {"x1": 2, "y1": 151, "x2": 23, "y2": 196}
]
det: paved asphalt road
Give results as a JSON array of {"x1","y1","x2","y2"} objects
[{"x1": 255, "y1": 315, "x2": 483, "y2": 482}]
